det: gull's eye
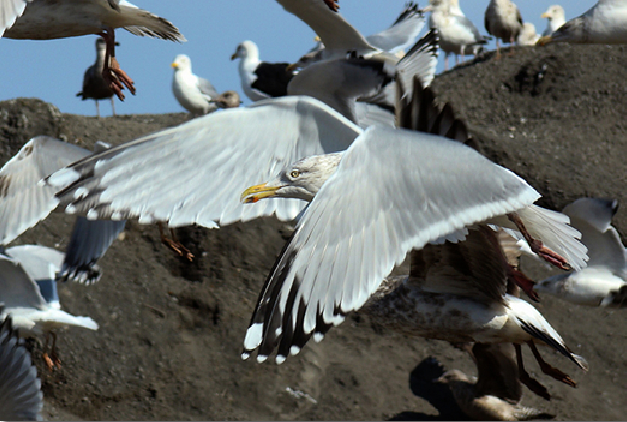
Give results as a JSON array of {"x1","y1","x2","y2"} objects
[{"x1": 290, "y1": 170, "x2": 300, "y2": 179}]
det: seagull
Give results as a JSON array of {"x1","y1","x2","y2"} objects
[
  {"x1": 539, "y1": 0, "x2": 627, "y2": 45},
  {"x1": 0, "y1": 311, "x2": 43, "y2": 421},
  {"x1": 0, "y1": 136, "x2": 127, "y2": 284},
  {"x1": 536, "y1": 197, "x2": 627, "y2": 307},
  {"x1": 286, "y1": 29, "x2": 439, "y2": 128},
  {"x1": 231, "y1": 40, "x2": 296, "y2": 101},
  {"x1": 291, "y1": 1, "x2": 427, "y2": 69},
  {"x1": 518, "y1": 22, "x2": 540, "y2": 46},
  {"x1": 0, "y1": 245, "x2": 98, "y2": 369},
  {"x1": 424, "y1": 0, "x2": 489, "y2": 70},
  {"x1": 3, "y1": 0, "x2": 186, "y2": 101},
  {"x1": 76, "y1": 37, "x2": 117, "y2": 118},
  {"x1": 484, "y1": 0, "x2": 523, "y2": 58},
  {"x1": 171, "y1": 54, "x2": 221, "y2": 116},
  {"x1": 541, "y1": 5, "x2": 566, "y2": 37},
  {"x1": 438, "y1": 344, "x2": 554, "y2": 421}
]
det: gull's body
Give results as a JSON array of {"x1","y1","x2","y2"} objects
[
  {"x1": 0, "y1": 136, "x2": 126, "y2": 283},
  {"x1": 239, "y1": 124, "x2": 587, "y2": 363},
  {"x1": 231, "y1": 40, "x2": 295, "y2": 101},
  {"x1": 77, "y1": 37, "x2": 116, "y2": 117},
  {"x1": 171, "y1": 54, "x2": 219, "y2": 116},
  {"x1": 0, "y1": 245, "x2": 98, "y2": 337},
  {"x1": 425, "y1": 0, "x2": 488, "y2": 70},
  {"x1": 0, "y1": 313, "x2": 43, "y2": 421},
  {"x1": 543, "y1": 0, "x2": 627, "y2": 44},
  {"x1": 518, "y1": 22, "x2": 540, "y2": 46},
  {"x1": 536, "y1": 198, "x2": 627, "y2": 307},
  {"x1": 484, "y1": 0, "x2": 523, "y2": 56},
  {"x1": 541, "y1": 5, "x2": 566, "y2": 37}
]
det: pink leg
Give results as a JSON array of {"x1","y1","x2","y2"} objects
[
  {"x1": 99, "y1": 28, "x2": 136, "y2": 101},
  {"x1": 444, "y1": 54, "x2": 449, "y2": 71}
]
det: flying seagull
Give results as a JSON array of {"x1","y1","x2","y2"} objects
[
  {"x1": 239, "y1": 125, "x2": 587, "y2": 364},
  {"x1": 2, "y1": 0, "x2": 186, "y2": 100},
  {"x1": 536, "y1": 197, "x2": 627, "y2": 307}
]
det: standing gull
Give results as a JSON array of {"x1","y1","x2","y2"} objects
[
  {"x1": 539, "y1": 0, "x2": 627, "y2": 45},
  {"x1": 536, "y1": 197, "x2": 627, "y2": 307},
  {"x1": 0, "y1": 311, "x2": 43, "y2": 421},
  {"x1": 231, "y1": 40, "x2": 295, "y2": 101},
  {"x1": 541, "y1": 5, "x2": 566, "y2": 37},
  {"x1": 424, "y1": 0, "x2": 488, "y2": 70},
  {"x1": 518, "y1": 22, "x2": 540, "y2": 46},
  {"x1": 77, "y1": 38, "x2": 117, "y2": 118},
  {"x1": 484, "y1": 0, "x2": 523, "y2": 58},
  {"x1": 3, "y1": 0, "x2": 185, "y2": 100},
  {"x1": 171, "y1": 54, "x2": 220, "y2": 116},
  {"x1": 238, "y1": 125, "x2": 587, "y2": 364}
]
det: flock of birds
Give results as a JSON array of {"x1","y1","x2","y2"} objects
[{"x1": 0, "y1": 0, "x2": 626, "y2": 420}]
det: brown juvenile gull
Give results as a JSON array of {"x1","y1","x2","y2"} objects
[
  {"x1": 539, "y1": 0, "x2": 627, "y2": 45},
  {"x1": 239, "y1": 125, "x2": 588, "y2": 364},
  {"x1": 76, "y1": 37, "x2": 117, "y2": 117},
  {"x1": 484, "y1": 0, "x2": 523, "y2": 58},
  {"x1": 3, "y1": 0, "x2": 185, "y2": 100}
]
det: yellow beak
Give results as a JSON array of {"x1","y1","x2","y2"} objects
[
  {"x1": 231, "y1": 52, "x2": 238, "y2": 60},
  {"x1": 541, "y1": 12, "x2": 550, "y2": 18},
  {"x1": 537, "y1": 35, "x2": 552, "y2": 46},
  {"x1": 241, "y1": 183, "x2": 281, "y2": 203},
  {"x1": 171, "y1": 62, "x2": 178, "y2": 68}
]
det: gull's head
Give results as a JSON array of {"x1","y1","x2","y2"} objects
[
  {"x1": 172, "y1": 54, "x2": 191, "y2": 72},
  {"x1": 241, "y1": 153, "x2": 343, "y2": 203},
  {"x1": 231, "y1": 40, "x2": 257, "y2": 61},
  {"x1": 541, "y1": 5, "x2": 564, "y2": 21},
  {"x1": 213, "y1": 90, "x2": 242, "y2": 109}
]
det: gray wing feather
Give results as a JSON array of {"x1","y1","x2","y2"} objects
[
  {"x1": 366, "y1": 4, "x2": 426, "y2": 53},
  {"x1": 59, "y1": 217, "x2": 126, "y2": 284},
  {"x1": 0, "y1": 255, "x2": 45, "y2": 309},
  {"x1": 0, "y1": 314, "x2": 43, "y2": 421},
  {"x1": 48, "y1": 96, "x2": 362, "y2": 228},
  {"x1": 243, "y1": 125, "x2": 539, "y2": 361},
  {"x1": 0, "y1": 136, "x2": 91, "y2": 244},
  {"x1": 196, "y1": 77, "x2": 218, "y2": 99}
]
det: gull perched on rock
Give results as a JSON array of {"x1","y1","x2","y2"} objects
[
  {"x1": 0, "y1": 245, "x2": 99, "y2": 369},
  {"x1": 231, "y1": 40, "x2": 296, "y2": 101},
  {"x1": 0, "y1": 311, "x2": 43, "y2": 421},
  {"x1": 76, "y1": 38, "x2": 117, "y2": 118},
  {"x1": 2, "y1": 0, "x2": 185, "y2": 100},
  {"x1": 539, "y1": 0, "x2": 627, "y2": 45},
  {"x1": 424, "y1": 0, "x2": 489, "y2": 70},
  {"x1": 172, "y1": 54, "x2": 233, "y2": 116},
  {"x1": 518, "y1": 22, "x2": 540, "y2": 46},
  {"x1": 536, "y1": 197, "x2": 627, "y2": 307},
  {"x1": 484, "y1": 0, "x2": 523, "y2": 58},
  {"x1": 541, "y1": 5, "x2": 566, "y2": 37}
]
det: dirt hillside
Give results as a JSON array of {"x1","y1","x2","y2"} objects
[{"x1": 1, "y1": 42, "x2": 625, "y2": 421}]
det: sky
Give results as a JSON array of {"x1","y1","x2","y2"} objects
[{"x1": 0, "y1": 0, "x2": 594, "y2": 117}]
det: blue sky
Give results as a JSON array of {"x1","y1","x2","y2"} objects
[{"x1": 0, "y1": 0, "x2": 593, "y2": 117}]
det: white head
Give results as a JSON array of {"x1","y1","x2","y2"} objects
[
  {"x1": 231, "y1": 40, "x2": 259, "y2": 61},
  {"x1": 241, "y1": 153, "x2": 343, "y2": 203},
  {"x1": 172, "y1": 54, "x2": 192, "y2": 73},
  {"x1": 541, "y1": 5, "x2": 565, "y2": 22}
]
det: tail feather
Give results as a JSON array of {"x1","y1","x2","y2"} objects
[{"x1": 119, "y1": 5, "x2": 186, "y2": 42}]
